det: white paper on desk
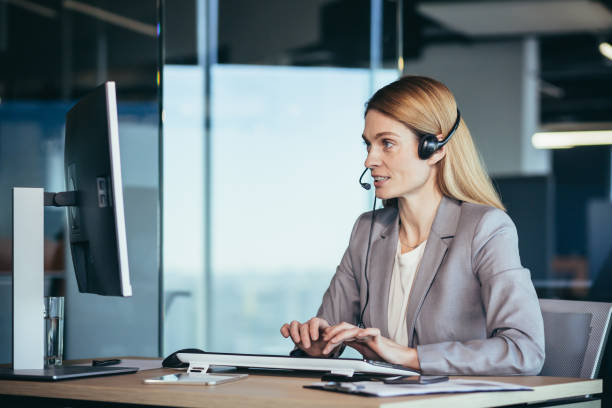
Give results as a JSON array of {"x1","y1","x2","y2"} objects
[
  {"x1": 308, "y1": 379, "x2": 533, "y2": 397},
  {"x1": 73, "y1": 359, "x2": 163, "y2": 371}
]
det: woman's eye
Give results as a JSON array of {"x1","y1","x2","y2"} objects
[
  {"x1": 383, "y1": 140, "x2": 394, "y2": 149},
  {"x1": 362, "y1": 140, "x2": 371, "y2": 150}
]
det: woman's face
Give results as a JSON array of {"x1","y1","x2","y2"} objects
[{"x1": 362, "y1": 109, "x2": 436, "y2": 200}]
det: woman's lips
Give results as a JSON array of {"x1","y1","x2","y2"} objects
[{"x1": 373, "y1": 176, "x2": 390, "y2": 188}]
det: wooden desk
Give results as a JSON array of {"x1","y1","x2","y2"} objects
[{"x1": 0, "y1": 367, "x2": 602, "y2": 408}]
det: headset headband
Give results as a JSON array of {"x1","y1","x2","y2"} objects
[{"x1": 438, "y1": 108, "x2": 461, "y2": 148}]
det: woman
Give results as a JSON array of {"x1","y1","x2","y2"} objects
[{"x1": 280, "y1": 76, "x2": 545, "y2": 376}]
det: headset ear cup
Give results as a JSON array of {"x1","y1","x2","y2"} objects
[{"x1": 418, "y1": 134, "x2": 438, "y2": 160}]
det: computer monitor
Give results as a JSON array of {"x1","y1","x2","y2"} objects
[
  {"x1": 64, "y1": 81, "x2": 132, "y2": 296},
  {"x1": 6, "y1": 82, "x2": 136, "y2": 378}
]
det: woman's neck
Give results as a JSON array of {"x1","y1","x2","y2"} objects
[{"x1": 397, "y1": 185, "x2": 443, "y2": 248}]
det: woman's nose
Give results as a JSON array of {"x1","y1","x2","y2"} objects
[{"x1": 364, "y1": 150, "x2": 379, "y2": 169}]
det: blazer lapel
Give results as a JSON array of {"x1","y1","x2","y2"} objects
[
  {"x1": 405, "y1": 196, "x2": 461, "y2": 346},
  {"x1": 365, "y1": 209, "x2": 399, "y2": 338}
]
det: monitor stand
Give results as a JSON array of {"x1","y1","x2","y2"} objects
[
  {"x1": 0, "y1": 366, "x2": 138, "y2": 381},
  {"x1": 8, "y1": 187, "x2": 137, "y2": 381},
  {"x1": 12, "y1": 187, "x2": 44, "y2": 371}
]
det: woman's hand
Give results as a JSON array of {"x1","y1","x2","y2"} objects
[
  {"x1": 280, "y1": 317, "x2": 339, "y2": 357},
  {"x1": 321, "y1": 322, "x2": 421, "y2": 370}
]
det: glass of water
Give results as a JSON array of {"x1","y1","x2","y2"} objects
[{"x1": 44, "y1": 296, "x2": 64, "y2": 366}]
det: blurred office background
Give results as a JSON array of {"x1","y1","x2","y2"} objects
[{"x1": 1, "y1": 0, "x2": 612, "y2": 384}]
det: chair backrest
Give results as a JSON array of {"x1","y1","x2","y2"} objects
[{"x1": 539, "y1": 299, "x2": 612, "y2": 378}]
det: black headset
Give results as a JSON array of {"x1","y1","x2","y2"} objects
[
  {"x1": 417, "y1": 108, "x2": 461, "y2": 160},
  {"x1": 355, "y1": 108, "x2": 461, "y2": 328}
]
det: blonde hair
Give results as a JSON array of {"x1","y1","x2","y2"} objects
[{"x1": 366, "y1": 75, "x2": 505, "y2": 211}]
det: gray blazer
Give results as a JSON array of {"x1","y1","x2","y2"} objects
[{"x1": 317, "y1": 196, "x2": 545, "y2": 375}]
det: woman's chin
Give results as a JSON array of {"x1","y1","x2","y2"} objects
[{"x1": 374, "y1": 190, "x2": 394, "y2": 200}]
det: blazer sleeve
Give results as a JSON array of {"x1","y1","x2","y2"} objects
[
  {"x1": 416, "y1": 209, "x2": 546, "y2": 375},
  {"x1": 289, "y1": 214, "x2": 367, "y2": 358},
  {"x1": 316, "y1": 214, "x2": 365, "y2": 328}
]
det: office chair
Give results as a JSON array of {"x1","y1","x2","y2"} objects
[{"x1": 539, "y1": 299, "x2": 612, "y2": 378}]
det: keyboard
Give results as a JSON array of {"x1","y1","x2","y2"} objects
[{"x1": 177, "y1": 351, "x2": 419, "y2": 377}]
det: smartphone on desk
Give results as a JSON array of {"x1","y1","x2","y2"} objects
[
  {"x1": 383, "y1": 375, "x2": 448, "y2": 384},
  {"x1": 144, "y1": 373, "x2": 248, "y2": 385}
]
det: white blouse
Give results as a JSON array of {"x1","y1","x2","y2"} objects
[{"x1": 387, "y1": 239, "x2": 427, "y2": 346}]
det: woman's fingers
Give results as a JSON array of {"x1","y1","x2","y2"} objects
[
  {"x1": 322, "y1": 322, "x2": 356, "y2": 341},
  {"x1": 282, "y1": 317, "x2": 331, "y2": 343},
  {"x1": 346, "y1": 328, "x2": 384, "y2": 360},
  {"x1": 321, "y1": 325, "x2": 384, "y2": 355},
  {"x1": 329, "y1": 327, "x2": 361, "y2": 344},
  {"x1": 322, "y1": 327, "x2": 362, "y2": 354},
  {"x1": 280, "y1": 319, "x2": 391, "y2": 361},
  {"x1": 281, "y1": 320, "x2": 396, "y2": 363},
  {"x1": 300, "y1": 323, "x2": 312, "y2": 349},
  {"x1": 281, "y1": 318, "x2": 336, "y2": 358},
  {"x1": 309, "y1": 317, "x2": 329, "y2": 341},
  {"x1": 309, "y1": 320, "x2": 319, "y2": 341},
  {"x1": 289, "y1": 320, "x2": 301, "y2": 344},
  {"x1": 355, "y1": 327, "x2": 381, "y2": 341}
]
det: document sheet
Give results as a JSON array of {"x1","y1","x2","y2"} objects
[{"x1": 306, "y1": 379, "x2": 532, "y2": 397}]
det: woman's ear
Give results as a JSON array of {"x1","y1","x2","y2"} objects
[{"x1": 426, "y1": 134, "x2": 447, "y2": 165}]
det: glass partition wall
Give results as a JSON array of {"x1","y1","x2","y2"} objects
[{"x1": 162, "y1": 0, "x2": 400, "y2": 355}]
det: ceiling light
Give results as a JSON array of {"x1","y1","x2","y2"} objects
[
  {"x1": 599, "y1": 41, "x2": 612, "y2": 61},
  {"x1": 532, "y1": 130, "x2": 612, "y2": 149},
  {"x1": 418, "y1": 0, "x2": 612, "y2": 36}
]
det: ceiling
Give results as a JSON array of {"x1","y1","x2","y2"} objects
[
  {"x1": 419, "y1": 0, "x2": 612, "y2": 36},
  {"x1": 2, "y1": 0, "x2": 611, "y2": 124},
  {"x1": 418, "y1": 0, "x2": 612, "y2": 124}
]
